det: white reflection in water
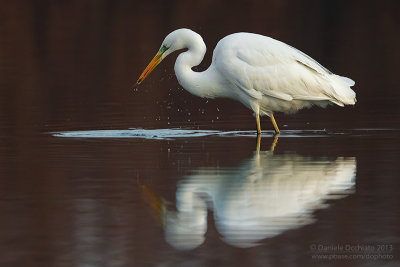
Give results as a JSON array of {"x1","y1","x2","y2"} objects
[
  {"x1": 143, "y1": 143, "x2": 356, "y2": 250},
  {"x1": 53, "y1": 128, "x2": 354, "y2": 139}
]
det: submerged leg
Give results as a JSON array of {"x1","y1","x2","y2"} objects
[
  {"x1": 255, "y1": 131, "x2": 279, "y2": 153},
  {"x1": 270, "y1": 133, "x2": 279, "y2": 152},
  {"x1": 256, "y1": 112, "x2": 261, "y2": 135},
  {"x1": 270, "y1": 114, "x2": 280, "y2": 134},
  {"x1": 256, "y1": 134, "x2": 261, "y2": 153}
]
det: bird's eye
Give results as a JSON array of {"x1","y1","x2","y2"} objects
[{"x1": 160, "y1": 45, "x2": 169, "y2": 52}]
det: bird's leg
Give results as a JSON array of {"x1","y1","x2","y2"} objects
[
  {"x1": 256, "y1": 133, "x2": 261, "y2": 154},
  {"x1": 256, "y1": 112, "x2": 261, "y2": 135},
  {"x1": 270, "y1": 114, "x2": 280, "y2": 134},
  {"x1": 256, "y1": 130, "x2": 278, "y2": 153},
  {"x1": 270, "y1": 133, "x2": 279, "y2": 152}
]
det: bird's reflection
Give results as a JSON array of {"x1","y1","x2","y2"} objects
[{"x1": 142, "y1": 136, "x2": 356, "y2": 250}]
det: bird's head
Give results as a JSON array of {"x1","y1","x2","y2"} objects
[{"x1": 136, "y1": 28, "x2": 201, "y2": 86}]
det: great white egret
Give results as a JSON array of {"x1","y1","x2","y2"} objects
[
  {"x1": 136, "y1": 28, "x2": 356, "y2": 134},
  {"x1": 142, "y1": 137, "x2": 356, "y2": 250}
]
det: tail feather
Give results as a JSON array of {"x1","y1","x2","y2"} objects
[
  {"x1": 329, "y1": 75, "x2": 356, "y2": 105},
  {"x1": 338, "y1": 75, "x2": 355, "y2": 86}
]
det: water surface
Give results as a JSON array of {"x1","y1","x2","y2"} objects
[
  {"x1": 1, "y1": 128, "x2": 399, "y2": 266},
  {"x1": 0, "y1": 1, "x2": 399, "y2": 266}
]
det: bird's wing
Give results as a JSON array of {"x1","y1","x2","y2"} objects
[
  {"x1": 214, "y1": 34, "x2": 354, "y2": 104},
  {"x1": 285, "y1": 44, "x2": 332, "y2": 75},
  {"x1": 288, "y1": 44, "x2": 355, "y2": 87}
]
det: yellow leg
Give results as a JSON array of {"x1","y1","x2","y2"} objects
[
  {"x1": 270, "y1": 133, "x2": 279, "y2": 152},
  {"x1": 270, "y1": 114, "x2": 280, "y2": 134},
  {"x1": 255, "y1": 131, "x2": 279, "y2": 153},
  {"x1": 256, "y1": 134, "x2": 261, "y2": 153},
  {"x1": 256, "y1": 112, "x2": 261, "y2": 135}
]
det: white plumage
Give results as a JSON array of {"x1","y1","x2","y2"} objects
[
  {"x1": 137, "y1": 28, "x2": 356, "y2": 133},
  {"x1": 142, "y1": 150, "x2": 356, "y2": 250}
]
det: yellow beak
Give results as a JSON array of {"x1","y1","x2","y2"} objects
[{"x1": 136, "y1": 50, "x2": 164, "y2": 85}]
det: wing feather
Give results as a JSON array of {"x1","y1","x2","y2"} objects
[{"x1": 213, "y1": 33, "x2": 355, "y2": 105}]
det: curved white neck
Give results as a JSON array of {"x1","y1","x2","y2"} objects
[{"x1": 174, "y1": 42, "x2": 218, "y2": 98}]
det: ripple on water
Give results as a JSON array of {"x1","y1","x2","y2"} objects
[
  {"x1": 52, "y1": 129, "x2": 222, "y2": 140},
  {"x1": 50, "y1": 128, "x2": 399, "y2": 140}
]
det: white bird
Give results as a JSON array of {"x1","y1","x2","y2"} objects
[
  {"x1": 136, "y1": 28, "x2": 356, "y2": 134},
  {"x1": 142, "y1": 141, "x2": 356, "y2": 250}
]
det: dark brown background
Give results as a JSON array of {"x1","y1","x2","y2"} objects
[
  {"x1": 0, "y1": 0, "x2": 398, "y2": 134},
  {"x1": 0, "y1": 1, "x2": 399, "y2": 266}
]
